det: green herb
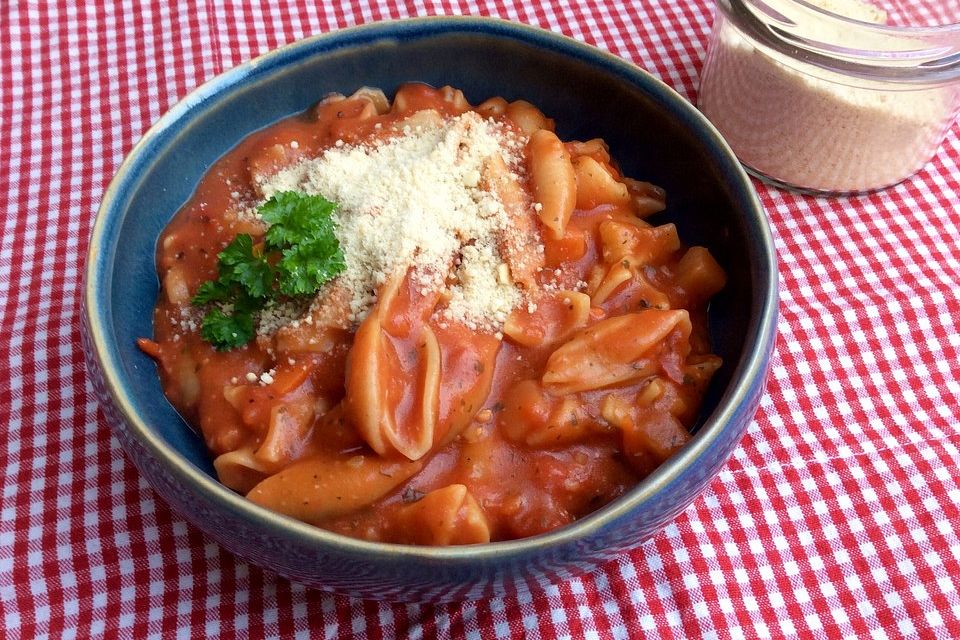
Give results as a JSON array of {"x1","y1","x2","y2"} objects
[
  {"x1": 200, "y1": 306, "x2": 255, "y2": 350},
  {"x1": 217, "y1": 233, "x2": 274, "y2": 299},
  {"x1": 260, "y1": 192, "x2": 346, "y2": 296},
  {"x1": 191, "y1": 192, "x2": 345, "y2": 350}
]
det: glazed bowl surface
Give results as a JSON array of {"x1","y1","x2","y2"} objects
[{"x1": 83, "y1": 16, "x2": 778, "y2": 600}]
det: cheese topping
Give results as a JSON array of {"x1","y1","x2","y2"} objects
[{"x1": 257, "y1": 110, "x2": 533, "y2": 332}]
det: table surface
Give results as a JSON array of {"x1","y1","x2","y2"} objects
[{"x1": 2, "y1": 1, "x2": 959, "y2": 638}]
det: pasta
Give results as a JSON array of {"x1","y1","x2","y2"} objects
[{"x1": 139, "y1": 83, "x2": 726, "y2": 545}]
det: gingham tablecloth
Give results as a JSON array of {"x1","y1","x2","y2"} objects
[{"x1": 2, "y1": 1, "x2": 959, "y2": 638}]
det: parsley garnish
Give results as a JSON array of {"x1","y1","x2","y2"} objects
[
  {"x1": 191, "y1": 192, "x2": 345, "y2": 350},
  {"x1": 199, "y1": 306, "x2": 256, "y2": 349},
  {"x1": 262, "y1": 192, "x2": 345, "y2": 296}
]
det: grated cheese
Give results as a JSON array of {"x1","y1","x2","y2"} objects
[
  {"x1": 256, "y1": 298, "x2": 308, "y2": 336},
  {"x1": 257, "y1": 110, "x2": 536, "y2": 333}
]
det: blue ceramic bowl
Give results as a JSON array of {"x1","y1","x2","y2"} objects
[{"x1": 83, "y1": 16, "x2": 778, "y2": 600}]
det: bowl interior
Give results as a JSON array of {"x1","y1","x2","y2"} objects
[{"x1": 94, "y1": 20, "x2": 765, "y2": 501}]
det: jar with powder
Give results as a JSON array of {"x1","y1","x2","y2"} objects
[{"x1": 698, "y1": 0, "x2": 960, "y2": 194}]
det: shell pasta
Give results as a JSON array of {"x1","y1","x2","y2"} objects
[{"x1": 140, "y1": 83, "x2": 726, "y2": 545}]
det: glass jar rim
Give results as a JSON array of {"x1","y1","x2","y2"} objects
[
  {"x1": 788, "y1": 0, "x2": 960, "y2": 32},
  {"x1": 717, "y1": 0, "x2": 960, "y2": 84}
]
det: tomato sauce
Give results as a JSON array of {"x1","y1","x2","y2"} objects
[{"x1": 141, "y1": 84, "x2": 726, "y2": 545}]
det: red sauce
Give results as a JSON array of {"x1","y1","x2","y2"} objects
[{"x1": 141, "y1": 84, "x2": 726, "y2": 545}]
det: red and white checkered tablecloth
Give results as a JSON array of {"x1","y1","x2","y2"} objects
[{"x1": 2, "y1": 1, "x2": 959, "y2": 637}]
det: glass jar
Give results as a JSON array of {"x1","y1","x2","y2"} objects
[{"x1": 698, "y1": 0, "x2": 960, "y2": 194}]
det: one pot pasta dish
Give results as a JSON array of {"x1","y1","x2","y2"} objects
[{"x1": 139, "y1": 83, "x2": 727, "y2": 545}]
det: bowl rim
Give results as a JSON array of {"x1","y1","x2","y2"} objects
[{"x1": 85, "y1": 15, "x2": 778, "y2": 563}]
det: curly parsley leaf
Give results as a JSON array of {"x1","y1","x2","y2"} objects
[
  {"x1": 200, "y1": 307, "x2": 255, "y2": 351},
  {"x1": 218, "y1": 234, "x2": 274, "y2": 299},
  {"x1": 277, "y1": 235, "x2": 346, "y2": 296},
  {"x1": 191, "y1": 192, "x2": 345, "y2": 350},
  {"x1": 261, "y1": 191, "x2": 338, "y2": 251},
  {"x1": 191, "y1": 279, "x2": 233, "y2": 305}
]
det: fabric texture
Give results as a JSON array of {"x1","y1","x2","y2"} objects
[{"x1": 1, "y1": 1, "x2": 958, "y2": 638}]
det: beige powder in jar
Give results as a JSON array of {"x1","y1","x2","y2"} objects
[{"x1": 698, "y1": 0, "x2": 960, "y2": 193}]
